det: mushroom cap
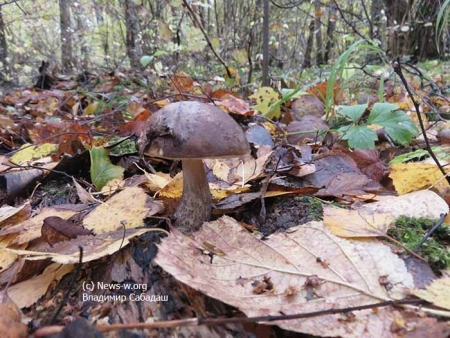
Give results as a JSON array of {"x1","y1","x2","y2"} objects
[{"x1": 139, "y1": 101, "x2": 250, "y2": 159}]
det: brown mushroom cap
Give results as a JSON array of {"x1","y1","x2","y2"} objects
[{"x1": 139, "y1": 101, "x2": 250, "y2": 159}]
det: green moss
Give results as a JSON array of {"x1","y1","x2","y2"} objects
[
  {"x1": 296, "y1": 196, "x2": 323, "y2": 222},
  {"x1": 388, "y1": 216, "x2": 450, "y2": 273}
]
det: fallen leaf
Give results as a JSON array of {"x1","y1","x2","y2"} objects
[
  {"x1": 0, "y1": 202, "x2": 31, "y2": 228},
  {"x1": 83, "y1": 187, "x2": 151, "y2": 234},
  {"x1": 155, "y1": 216, "x2": 414, "y2": 337},
  {"x1": 72, "y1": 178, "x2": 96, "y2": 204},
  {"x1": 324, "y1": 207, "x2": 394, "y2": 238},
  {"x1": 8, "y1": 263, "x2": 73, "y2": 308},
  {"x1": 41, "y1": 216, "x2": 93, "y2": 246},
  {"x1": 0, "y1": 302, "x2": 27, "y2": 338},
  {"x1": 390, "y1": 163, "x2": 450, "y2": 195},
  {"x1": 6, "y1": 228, "x2": 159, "y2": 265},
  {"x1": 250, "y1": 87, "x2": 281, "y2": 118},
  {"x1": 3, "y1": 207, "x2": 80, "y2": 245},
  {"x1": 324, "y1": 190, "x2": 448, "y2": 238},
  {"x1": 216, "y1": 94, "x2": 256, "y2": 116},
  {"x1": 90, "y1": 146, "x2": 124, "y2": 190},
  {"x1": 412, "y1": 278, "x2": 450, "y2": 310},
  {"x1": 10, "y1": 143, "x2": 57, "y2": 164}
]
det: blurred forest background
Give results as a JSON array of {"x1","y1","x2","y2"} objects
[{"x1": 0, "y1": 0, "x2": 449, "y2": 91}]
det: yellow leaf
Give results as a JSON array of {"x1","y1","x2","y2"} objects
[
  {"x1": 143, "y1": 172, "x2": 172, "y2": 193},
  {"x1": 159, "y1": 172, "x2": 183, "y2": 199},
  {"x1": 390, "y1": 163, "x2": 450, "y2": 195},
  {"x1": 412, "y1": 278, "x2": 450, "y2": 310},
  {"x1": 250, "y1": 87, "x2": 281, "y2": 118},
  {"x1": 83, "y1": 101, "x2": 99, "y2": 115},
  {"x1": 323, "y1": 206, "x2": 394, "y2": 238},
  {"x1": 83, "y1": 187, "x2": 150, "y2": 234},
  {"x1": 8, "y1": 264, "x2": 73, "y2": 308},
  {"x1": 10, "y1": 143, "x2": 57, "y2": 164}
]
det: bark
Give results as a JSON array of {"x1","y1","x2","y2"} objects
[
  {"x1": 303, "y1": 20, "x2": 315, "y2": 68},
  {"x1": 324, "y1": 3, "x2": 336, "y2": 64},
  {"x1": 124, "y1": 0, "x2": 142, "y2": 68},
  {"x1": 383, "y1": 0, "x2": 440, "y2": 60},
  {"x1": 262, "y1": 0, "x2": 270, "y2": 86},
  {"x1": 315, "y1": 0, "x2": 324, "y2": 65},
  {"x1": 413, "y1": 0, "x2": 440, "y2": 59},
  {"x1": 59, "y1": 0, "x2": 74, "y2": 73},
  {"x1": 370, "y1": 0, "x2": 383, "y2": 42},
  {"x1": 0, "y1": 7, "x2": 9, "y2": 83}
]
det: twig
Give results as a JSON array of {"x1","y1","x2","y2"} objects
[
  {"x1": 393, "y1": 59, "x2": 450, "y2": 185},
  {"x1": 181, "y1": 0, "x2": 231, "y2": 78},
  {"x1": 96, "y1": 298, "x2": 425, "y2": 332},
  {"x1": 414, "y1": 213, "x2": 447, "y2": 252}
]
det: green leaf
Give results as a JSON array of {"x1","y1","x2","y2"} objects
[
  {"x1": 389, "y1": 146, "x2": 450, "y2": 165},
  {"x1": 90, "y1": 147, "x2": 124, "y2": 190},
  {"x1": 140, "y1": 55, "x2": 154, "y2": 68},
  {"x1": 337, "y1": 104, "x2": 368, "y2": 122},
  {"x1": 153, "y1": 50, "x2": 170, "y2": 57},
  {"x1": 368, "y1": 103, "x2": 419, "y2": 146},
  {"x1": 339, "y1": 125, "x2": 378, "y2": 149}
]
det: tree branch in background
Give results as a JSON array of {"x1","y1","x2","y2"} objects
[
  {"x1": 182, "y1": 0, "x2": 231, "y2": 78},
  {"x1": 393, "y1": 59, "x2": 450, "y2": 185},
  {"x1": 262, "y1": 0, "x2": 270, "y2": 86}
]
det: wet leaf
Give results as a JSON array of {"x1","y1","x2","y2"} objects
[{"x1": 90, "y1": 146, "x2": 124, "y2": 190}]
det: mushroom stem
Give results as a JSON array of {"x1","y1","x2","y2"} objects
[{"x1": 174, "y1": 159, "x2": 212, "y2": 234}]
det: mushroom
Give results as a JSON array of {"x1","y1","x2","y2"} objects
[{"x1": 138, "y1": 101, "x2": 250, "y2": 234}]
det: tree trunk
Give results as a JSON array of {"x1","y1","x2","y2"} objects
[
  {"x1": 303, "y1": 20, "x2": 315, "y2": 68},
  {"x1": 324, "y1": 3, "x2": 336, "y2": 64},
  {"x1": 315, "y1": 0, "x2": 323, "y2": 65},
  {"x1": 124, "y1": 0, "x2": 142, "y2": 68},
  {"x1": 370, "y1": 0, "x2": 383, "y2": 42},
  {"x1": 262, "y1": 0, "x2": 270, "y2": 86},
  {"x1": 0, "y1": 6, "x2": 9, "y2": 83},
  {"x1": 59, "y1": 0, "x2": 74, "y2": 73},
  {"x1": 413, "y1": 0, "x2": 440, "y2": 59}
]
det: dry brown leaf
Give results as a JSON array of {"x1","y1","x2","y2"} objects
[
  {"x1": 0, "y1": 302, "x2": 27, "y2": 337},
  {"x1": 83, "y1": 187, "x2": 150, "y2": 234},
  {"x1": 6, "y1": 228, "x2": 158, "y2": 265},
  {"x1": 0, "y1": 234, "x2": 27, "y2": 273},
  {"x1": 8, "y1": 263, "x2": 73, "y2": 308},
  {"x1": 41, "y1": 216, "x2": 93, "y2": 246},
  {"x1": 390, "y1": 163, "x2": 450, "y2": 195},
  {"x1": 3, "y1": 207, "x2": 79, "y2": 245},
  {"x1": 155, "y1": 216, "x2": 414, "y2": 337},
  {"x1": 412, "y1": 278, "x2": 450, "y2": 310},
  {"x1": 72, "y1": 178, "x2": 96, "y2": 204},
  {"x1": 0, "y1": 202, "x2": 31, "y2": 227}
]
